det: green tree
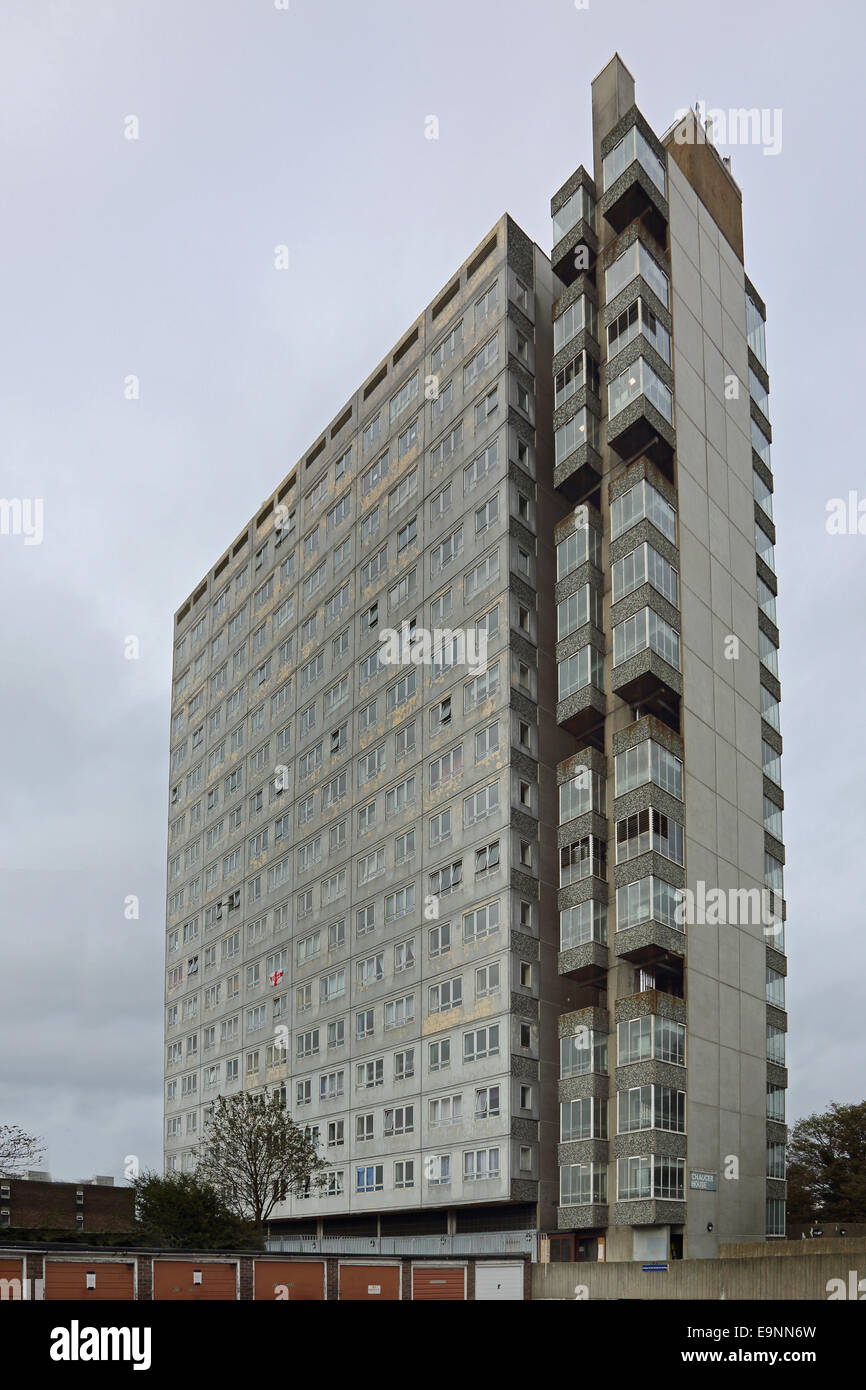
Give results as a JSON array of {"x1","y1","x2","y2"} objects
[
  {"x1": 786, "y1": 1101, "x2": 866, "y2": 1224},
  {"x1": 132, "y1": 1170, "x2": 262, "y2": 1249},
  {"x1": 195, "y1": 1088, "x2": 327, "y2": 1226}
]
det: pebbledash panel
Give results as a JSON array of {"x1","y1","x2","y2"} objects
[
  {"x1": 164, "y1": 56, "x2": 787, "y2": 1256},
  {"x1": 164, "y1": 212, "x2": 573, "y2": 1229}
]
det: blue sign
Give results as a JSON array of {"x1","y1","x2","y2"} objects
[{"x1": 642, "y1": 1263, "x2": 669, "y2": 1272}]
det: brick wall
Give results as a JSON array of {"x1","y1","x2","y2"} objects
[{"x1": 2, "y1": 1180, "x2": 134, "y2": 1233}]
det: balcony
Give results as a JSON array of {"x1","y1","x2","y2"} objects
[
  {"x1": 557, "y1": 1203, "x2": 609, "y2": 1232},
  {"x1": 557, "y1": 638, "x2": 606, "y2": 741},
  {"x1": 610, "y1": 594, "x2": 680, "y2": 724},
  {"x1": 614, "y1": 875, "x2": 686, "y2": 969},
  {"x1": 600, "y1": 118, "x2": 669, "y2": 241},
  {"x1": 607, "y1": 356, "x2": 676, "y2": 467},
  {"x1": 266, "y1": 1230, "x2": 538, "y2": 1258},
  {"x1": 553, "y1": 403, "x2": 603, "y2": 502},
  {"x1": 614, "y1": 1200, "x2": 686, "y2": 1228},
  {"x1": 551, "y1": 167, "x2": 598, "y2": 288}
]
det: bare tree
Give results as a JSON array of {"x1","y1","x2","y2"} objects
[
  {"x1": 0, "y1": 1123, "x2": 45, "y2": 1176},
  {"x1": 194, "y1": 1089, "x2": 327, "y2": 1226}
]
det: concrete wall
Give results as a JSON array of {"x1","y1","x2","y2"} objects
[
  {"x1": 533, "y1": 1250, "x2": 866, "y2": 1300},
  {"x1": 667, "y1": 152, "x2": 769, "y2": 1256}
]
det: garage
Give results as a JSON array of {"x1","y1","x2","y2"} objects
[
  {"x1": 0, "y1": 1258, "x2": 24, "y2": 1301},
  {"x1": 254, "y1": 1260, "x2": 325, "y2": 1301},
  {"x1": 153, "y1": 1260, "x2": 237, "y2": 1301},
  {"x1": 338, "y1": 1263, "x2": 401, "y2": 1300},
  {"x1": 45, "y1": 1260, "x2": 135, "y2": 1301},
  {"x1": 411, "y1": 1264, "x2": 466, "y2": 1300},
  {"x1": 474, "y1": 1262, "x2": 524, "y2": 1301}
]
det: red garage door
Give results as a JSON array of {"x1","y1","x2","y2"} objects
[
  {"x1": 254, "y1": 1261, "x2": 325, "y2": 1301},
  {"x1": 412, "y1": 1265, "x2": 466, "y2": 1300},
  {"x1": 338, "y1": 1264, "x2": 400, "y2": 1300},
  {"x1": 153, "y1": 1261, "x2": 236, "y2": 1301},
  {"x1": 0, "y1": 1259, "x2": 24, "y2": 1301},
  {"x1": 45, "y1": 1262, "x2": 135, "y2": 1301}
]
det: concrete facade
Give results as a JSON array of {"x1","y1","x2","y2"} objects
[
  {"x1": 550, "y1": 56, "x2": 785, "y2": 1261},
  {"x1": 163, "y1": 56, "x2": 786, "y2": 1257}
]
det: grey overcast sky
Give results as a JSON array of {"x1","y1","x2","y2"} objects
[{"x1": 0, "y1": 0, "x2": 863, "y2": 1183}]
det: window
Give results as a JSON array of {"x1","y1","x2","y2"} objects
[
  {"x1": 296, "y1": 1029, "x2": 319, "y2": 1059},
  {"x1": 390, "y1": 370, "x2": 419, "y2": 422},
  {"x1": 430, "y1": 1094, "x2": 462, "y2": 1126},
  {"x1": 474, "y1": 386, "x2": 498, "y2": 427},
  {"x1": 612, "y1": 542, "x2": 678, "y2": 607},
  {"x1": 357, "y1": 848, "x2": 385, "y2": 885},
  {"x1": 464, "y1": 662, "x2": 499, "y2": 711},
  {"x1": 611, "y1": 478, "x2": 676, "y2": 543},
  {"x1": 428, "y1": 921, "x2": 451, "y2": 958},
  {"x1": 385, "y1": 993, "x2": 414, "y2": 1028},
  {"x1": 603, "y1": 124, "x2": 666, "y2": 194},
  {"x1": 431, "y1": 421, "x2": 463, "y2": 469},
  {"x1": 762, "y1": 739, "x2": 782, "y2": 787},
  {"x1": 617, "y1": 1155, "x2": 684, "y2": 1201},
  {"x1": 394, "y1": 1160, "x2": 415, "y2": 1189},
  {"x1": 320, "y1": 968, "x2": 345, "y2": 1003},
  {"x1": 475, "y1": 279, "x2": 498, "y2": 326},
  {"x1": 557, "y1": 645, "x2": 604, "y2": 700},
  {"x1": 432, "y1": 321, "x2": 463, "y2": 373},
  {"x1": 385, "y1": 883, "x2": 415, "y2": 921},
  {"x1": 614, "y1": 740, "x2": 683, "y2": 798},
  {"x1": 475, "y1": 1085, "x2": 500, "y2": 1119},
  {"x1": 767, "y1": 1084, "x2": 786, "y2": 1121},
  {"x1": 463, "y1": 899, "x2": 500, "y2": 943},
  {"x1": 464, "y1": 782, "x2": 499, "y2": 827},
  {"x1": 553, "y1": 294, "x2": 597, "y2": 354},
  {"x1": 356, "y1": 1058, "x2": 384, "y2": 1089},
  {"x1": 386, "y1": 670, "x2": 416, "y2": 714},
  {"x1": 355, "y1": 1164, "x2": 384, "y2": 1193},
  {"x1": 431, "y1": 527, "x2": 463, "y2": 575},
  {"x1": 560, "y1": 835, "x2": 606, "y2": 886},
  {"x1": 475, "y1": 494, "x2": 499, "y2": 535},
  {"x1": 618, "y1": 1015, "x2": 685, "y2": 1067},
  {"x1": 767, "y1": 1024, "x2": 786, "y2": 1066},
  {"x1": 361, "y1": 453, "x2": 388, "y2": 496},
  {"x1": 463, "y1": 1024, "x2": 499, "y2": 1061},
  {"x1": 429, "y1": 977, "x2": 462, "y2": 1013},
  {"x1": 606, "y1": 240, "x2": 669, "y2": 307},
  {"x1": 357, "y1": 953, "x2": 385, "y2": 987},
  {"x1": 609, "y1": 357, "x2": 672, "y2": 423},
  {"x1": 561, "y1": 1163, "x2": 608, "y2": 1206},
  {"x1": 319, "y1": 1070, "x2": 345, "y2": 1101},
  {"x1": 463, "y1": 335, "x2": 499, "y2": 388},
  {"x1": 475, "y1": 962, "x2": 500, "y2": 999},
  {"x1": 395, "y1": 722, "x2": 416, "y2": 758},
  {"x1": 618, "y1": 1084, "x2": 685, "y2": 1133},
  {"x1": 464, "y1": 438, "x2": 499, "y2": 493},
  {"x1": 766, "y1": 966, "x2": 786, "y2": 1008},
  {"x1": 464, "y1": 1147, "x2": 500, "y2": 1181},
  {"x1": 429, "y1": 860, "x2": 462, "y2": 896},
  {"x1": 427, "y1": 1155, "x2": 451, "y2": 1186},
  {"x1": 429, "y1": 746, "x2": 462, "y2": 791},
  {"x1": 385, "y1": 1105, "x2": 414, "y2": 1137},
  {"x1": 616, "y1": 875, "x2": 681, "y2": 931},
  {"x1": 358, "y1": 744, "x2": 386, "y2": 784},
  {"x1": 747, "y1": 293, "x2": 767, "y2": 367},
  {"x1": 394, "y1": 1048, "x2": 414, "y2": 1080},
  {"x1": 475, "y1": 839, "x2": 500, "y2": 872}
]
